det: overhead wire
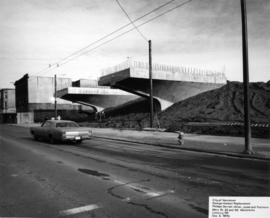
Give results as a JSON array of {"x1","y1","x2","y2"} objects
[
  {"x1": 33, "y1": 0, "x2": 178, "y2": 76},
  {"x1": 36, "y1": 0, "x2": 192, "y2": 76},
  {"x1": 57, "y1": 0, "x2": 192, "y2": 67},
  {"x1": 115, "y1": 0, "x2": 148, "y2": 42},
  {"x1": 39, "y1": 0, "x2": 192, "y2": 74},
  {"x1": 54, "y1": 0, "x2": 176, "y2": 64}
]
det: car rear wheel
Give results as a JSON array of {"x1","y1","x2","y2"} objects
[
  {"x1": 31, "y1": 131, "x2": 39, "y2": 141},
  {"x1": 75, "y1": 140, "x2": 82, "y2": 145}
]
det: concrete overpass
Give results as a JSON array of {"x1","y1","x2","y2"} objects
[
  {"x1": 98, "y1": 60, "x2": 227, "y2": 110},
  {"x1": 57, "y1": 87, "x2": 138, "y2": 112}
]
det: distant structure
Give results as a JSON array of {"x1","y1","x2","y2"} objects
[
  {"x1": 57, "y1": 85, "x2": 138, "y2": 113},
  {"x1": 0, "y1": 88, "x2": 16, "y2": 123},
  {"x1": 99, "y1": 60, "x2": 227, "y2": 110},
  {"x1": 14, "y1": 74, "x2": 92, "y2": 123},
  {"x1": 57, "y1": 61, "x2": 227, "y2": 119},
  {"x1": 72, "y1": 79, "x2": 100, "y2": 88}
]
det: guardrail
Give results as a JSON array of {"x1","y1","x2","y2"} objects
[
  {"x1": 186, "y1": 122, "x2": 270, "y2": 128},
  {"x1": 224, "y1": 122, "x2": 270, "y2": 128}
]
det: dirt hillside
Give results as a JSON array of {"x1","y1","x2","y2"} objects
[
  {"x1": 158, "y1": 81, "x2": 270, "y2": 130},
  {"x1": 93, "y1": 81, "x2": 270, "y2": 137}
]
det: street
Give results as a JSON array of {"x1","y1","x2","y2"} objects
[{"x1": 0, "y1": 124, "x2": 269, "y2": 218}]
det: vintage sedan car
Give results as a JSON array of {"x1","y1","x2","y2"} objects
[{"x1": 30, "y1": 120, "x2": 92, "y2": 144}]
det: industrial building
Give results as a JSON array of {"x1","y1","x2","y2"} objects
[
  {"x1": 0, "y1": 88, "x2": 16, "y2": 123},
  {"x1": 14, "y1": 74, "x2": 93, "y2": 123}
]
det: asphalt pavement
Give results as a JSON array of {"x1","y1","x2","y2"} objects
[
  {"x1": 15, "y1": 123, "x2": 270, "y2": 160},
  {"x1": 0, "y1": 124, "x2": 269, "y2": 218}
]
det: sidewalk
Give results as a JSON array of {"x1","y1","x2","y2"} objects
[
  {"x1": 14, "y1": 123, "x2": 270, "y2": 161},
  {"x1": 91, "y1": 128, "x2": 270, "y2": 161}
]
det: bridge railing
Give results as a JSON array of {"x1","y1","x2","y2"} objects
[{"x1": 100, "y1": 60, "x2": 227, "y2": 84}]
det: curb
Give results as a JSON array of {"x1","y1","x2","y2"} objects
[{"x1": 93, "y1": 136, "x2": 270, "y2": 161}]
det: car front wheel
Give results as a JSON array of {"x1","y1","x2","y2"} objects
[
  {"x1": 49, "y1": 135, "x2": 55, "y2": 144},
  {"x1": 34, "y1": 134, "x2": 39, "y2": 141}
]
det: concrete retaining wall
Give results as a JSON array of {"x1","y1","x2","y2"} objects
[
  {"x1": 33, "y1": 110, "x2": 92, "y2": 122},
  {"x1": 17, "y1": 112, "x2": 34, "y2": 124}
]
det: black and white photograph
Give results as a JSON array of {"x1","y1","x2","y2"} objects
[{"x1": 0, "y1": 0, "x2": 269, "y2": 217}]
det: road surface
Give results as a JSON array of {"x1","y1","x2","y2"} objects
[{"x1": 0, "y1": 124, "x2": 269, "y2": 217}]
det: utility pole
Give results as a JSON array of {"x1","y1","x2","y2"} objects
[
  {"x1": 54, "y1": 74, "x2": 57, "y2": 119},
  {"x1": 148, "y1": 40, "x2": 154, "y2": 128},
  {"x1": 240, "y1": 0, "x2": 253, "y2": 154}
]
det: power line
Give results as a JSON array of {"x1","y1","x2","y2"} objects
[
  {"x1": 40, "y1": 0, "x2": 192, "y2": 74},
  {"x1": 115, "y1": 0, "x2": 148, "y2": 42},
  {"x1": 56, "y1": 0, "x2": 176, "y2": 64},
  {"x1": 57, "y1": 0, "x2": 193, "y2": 66},
  {"x1": 37, "y1": 0, "x2": 192, "y2": 76},
  {"x1": 33, "y1": 0, "x2": 177, "y2": 76}
]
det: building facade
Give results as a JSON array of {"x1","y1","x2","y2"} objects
[
  {"x1": 0, "y1": 88, "x2": 16, "y2": 123},
  {"x1": 14, "y1": 74, "x2": 92, "y2": 123}
]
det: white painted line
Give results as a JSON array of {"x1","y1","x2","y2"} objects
[
  {"x1": 113, "y1": 179, "x2": 125, "y2": 184},
  {"x1": 146, "y1": 190, "x2": 175, "y2": 198},
  {"x1": 122, "y1": 197, "x2": 131, "y2": 202},
  {"x1": 146, "y1": 191, "x2": 162, "y2": 197},
  {"x1": 113, "y1": 179, "x2": 175, "y2": 199},
  {"x1": 59, "y1": 204, "x2": 100, "y2": 216},
  {"x1": 128, "y1": 184, "x2": 148, "y2": 194}
]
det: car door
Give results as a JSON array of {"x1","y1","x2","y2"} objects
[{"x1": 39, "y1": 121, "x2": 54, "y2": 139}]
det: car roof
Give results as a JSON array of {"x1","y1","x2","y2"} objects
[{"x1": 46, "y1": 120, "x2": 76, "y2": 123}]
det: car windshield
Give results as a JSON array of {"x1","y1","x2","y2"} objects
[{"x1": 56, "y1": 122, "x2": 79, "y2": 128}]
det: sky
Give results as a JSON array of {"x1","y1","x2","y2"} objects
[{"x1": 0, "y1": 0, "x2": 269, "y2": 88}]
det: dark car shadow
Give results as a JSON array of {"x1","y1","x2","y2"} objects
[{"x1": 21, "y1": 136, "x2": 80, "y2": 147}]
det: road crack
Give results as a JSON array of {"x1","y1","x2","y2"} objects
[
  {"x1": 127, "y1": 201, "x2": 168, "y2": 218},
  {"x1": 107, "y1": 179, "x2": 168, "y2": 218},
  {"x1": 107, "y1": 179, "x2": 149, "y2": 200}
]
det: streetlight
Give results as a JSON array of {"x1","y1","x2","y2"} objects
[
  {"x1": 240, "y1": 0, "x2": 254, "y2": 154},
  {"x1": 54, "y1": 64, "x2": 64, "y2": 119},
  {"x1": 148, "y1": 40, "x2": 154, "y2": 128},
  {"x1": 54, "y1": 74, "x2": 57, "y2": 119}
]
